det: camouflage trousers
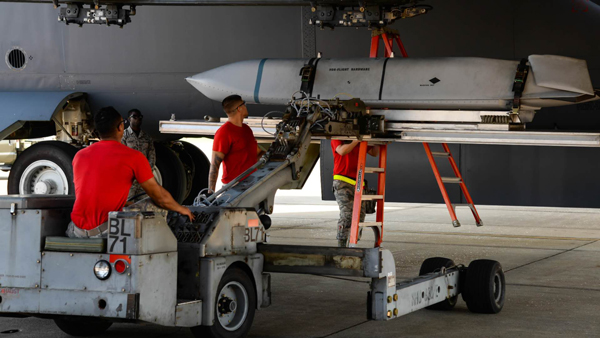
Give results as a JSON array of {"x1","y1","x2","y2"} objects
[
  {"x1": 128, "y1": 180, "x2": 145, "y2": 202},
  {"x1": 333, "y1": 180, "x2": 366, "y2": 242}
]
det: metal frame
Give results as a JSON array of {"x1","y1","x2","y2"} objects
[{"x1": 258, "y1": 244, "x2": 463, "y2": 321}]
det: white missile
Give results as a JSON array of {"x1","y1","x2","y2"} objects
[{"x1": 187, "y1": 55, "x2": 598, "y2": 113}]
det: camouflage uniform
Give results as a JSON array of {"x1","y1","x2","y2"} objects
[
  {"x1": 122, "y1": 126, "x2": 156, "y2": 201},
  {"x1": 333, "y1": 179, "x2": 366, "y2": 246}
]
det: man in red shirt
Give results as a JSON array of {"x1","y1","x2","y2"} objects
[
  {"x1": 67, "y1": 106, "x2": 194, "y2": 238},
  {"x1": 331, "y1": 140, "x2": 380, "y2": 247},
  {"x1": 209, "y1": 94, "x2": 262, "y2": 192}
]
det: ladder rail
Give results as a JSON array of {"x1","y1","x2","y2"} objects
[
  {"x1": 370, "y1": 35, "x2": 380, "y2": 58},
  {"x1": 382, "y1": 33, "x2": 394, "y2": 57},
  {"x1": 348, "y1": 142, "x2": 387, "y2": 248},
  {"x1": 423, "y1": 143, "x2": 460, "y2": 226},
  {"x1": 394, "y1": 36, "x2": 409, "y2": 57},
  {"x1": 349, "y1": 141, "x2": 369, "y2": 246},
  {"x1": 442, "y1": 144, "x2": 483, "y2": 226},
  {"x1": 375, "y1": 144, "x2": 387, "y2": 247}
]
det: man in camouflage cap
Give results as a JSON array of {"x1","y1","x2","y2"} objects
[{"x1": 122, "y1": 109, "x2": 156, "y2": 202}]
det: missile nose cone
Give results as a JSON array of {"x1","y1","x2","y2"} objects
[
  {"x1": 185, "y1": 73, "x2": 205, "y2": 87},
  {"x1": 186, "y1": 68, "x2": 226, "y2": 102},
  {"x1": 186, "y1": 60, "x2": 266, "y2": 104},
  {"x1": 187, "y1": 59, "x2": 309, "y2": 105},
  {"x1": 185, "y1": 74, "x2": 205, "y2": 91},
  {"x1": 186, "y1": 73, "x2": 213, "y2": 97}
]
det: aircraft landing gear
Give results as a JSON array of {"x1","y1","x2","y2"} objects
[
  {"x1": 178, "y1": 141, "x2": 210, "y2": 205},
  {"x1": 155, "y1": 141, "x2": 210, "y2": 205},
  {"x1": 7, "y1": 140, "x2": 211, "y2": 206},
  {"x1": 8, "y1": 141, "x2": 77, "y2": 195},
  {"x1": 155, "y1": 142, "x2": 187, "y2": 203}
]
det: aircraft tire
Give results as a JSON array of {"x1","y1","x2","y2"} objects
[
  {"x1": 179, "y1": 141, "x2": 210, "y2": 205},
  {"x1": 463, "y1": 259, "x2": 505, "y2": 314},
  {"x1": 190, "y1": 266, "x2": 256, "y2": 338},
  {"x1": 8, "y1": 141, "x2": 78, "y2": 195},
  {"x1": 54, "y1": 317, "x2": 112, "y2": 336},
  {"x1": 419, "y1": 257, "x2": 458, "y2": 311},
  {"x1": 154, "y1": 142, "x2": 187, "y2": 204}
]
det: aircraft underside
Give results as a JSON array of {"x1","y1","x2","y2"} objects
[{"x1": 0, "y1": 0, "x2": 431, "y2": 28}]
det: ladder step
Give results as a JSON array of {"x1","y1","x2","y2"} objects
[
  {"x1": 359, "y1": 222, "x2": 382, "y2": 227},
  {"x1": 362, "y1": 195, "x2": 384, "y2": 201},
  {"x1": 441, "y1": 177, "x2": 462, "y2": 184},
  {"x1": 365, "y1": 167, "x2": 385, "y2": 173},
  {"x1": 432, "y1": 151, "x2": 451, "y2": 157}
]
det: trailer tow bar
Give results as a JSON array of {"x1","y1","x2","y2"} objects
[{"x1": 258, "y1": 244, "x2": 505, "y2": 319}]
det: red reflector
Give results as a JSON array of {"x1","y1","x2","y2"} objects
[{"x1": 114, "y1": 260, "x2": 127, "y2": 274}]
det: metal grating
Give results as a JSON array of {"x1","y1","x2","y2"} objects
[
  {"x1": 168, "y1": 210, "x2": 216, "y2": 243},
  {"x1": 6, "y1": 48, "x2": 26, "y2": 70}
]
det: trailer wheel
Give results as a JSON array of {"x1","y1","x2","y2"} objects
[
  {"x1": 54, "y1": 317, "x2": 112, "y2": 336},
  {"x1": 154, "y1": 142, "x2": 187, "y2": 203},
  {"x1": 179, "y1": 141, "x2": 210, "y2": 205},
  {"x1": 463, "y1": 259, "x2": 505, "y2": 314},
  {"x1": 419, "y1": 257, "x2": 458, "y2": 310},
  {"x1": 8, "y1": 141, "x2": 77, "y2": 195},
  {"x1": 191, "y1": 267, "x2": 256, "y2": 338}
]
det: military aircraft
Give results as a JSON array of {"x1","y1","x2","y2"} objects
[{"x1": 0, "y1": 0, "x2": 599, "y2": 207}]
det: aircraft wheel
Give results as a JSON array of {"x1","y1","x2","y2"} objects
[
  {"x1": 463, "y1": 259, "x2": 505, "y2": 314},
  {"x1": 152, "y1": 164, "x2": 163, "y2": 186},
  {"x1": 419, "y1": 257, "x2": 458, "y2": 310},
  {"x1": 154, "y1": 142, "x2": 187, "y2": 203},
  {"x1": 8, "y1": 141, "x2": 77, "y2": 195},
  {"x1": 178, "y1": 141, "x2": 210, "y2": 205},
  {"x1": 191, "y1": 266, "x2": 256, "y2": 338},
  {"x1": 54, "y1": 317, "x2": 112, "y2": 336}
]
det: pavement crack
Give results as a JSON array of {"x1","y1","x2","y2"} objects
[
  {"x1": 384, "y1": 230, "x2": 598, "y2": 242},
  {"x1": 268, "y1": 235, "x2": 578, "y2": 252},
  {"x1": 317, "y1": 275, "x2": 370, "y2": 284},
  {"x1": 507, "y1": 283, "x2": 600, "y2": 292},
  {"x1": 380, "y1": 204, "x2": 439, "y2": 214},
  {"x1": 319, "y1": 320, "x2": 370, "y2": 338},
  {"x1": 268, "y1": 220, "x2": 331, "y2": 231},
  {"x1": 505, "y1": 239, "x2": 599, "y2": 273},
  {"x1": 385, "y1": 223, "x2": 600, "y2": 235}
]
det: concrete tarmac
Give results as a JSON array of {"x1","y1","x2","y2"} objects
[{"x1": 1, "y1": 195, "x2": 599, "y2": 337}]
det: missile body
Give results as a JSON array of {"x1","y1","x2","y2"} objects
[{"x1": 187, "y1": 55, "x2": 598, "y2": 112}]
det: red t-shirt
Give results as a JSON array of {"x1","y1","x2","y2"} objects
[
  {"x1": 331, "y1": 140, "x2": 372, "y2": 180},
  {"x1": 71, "y1": 140, "x2": 154, "y2": 230},
  {"x1": 213, "y1": 122, "x2": 258, "y2": 184}
]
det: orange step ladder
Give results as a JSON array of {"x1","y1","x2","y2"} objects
[
  {"x1": 362, "y1": 27, "x2": 483, "y2": 229},
  {"x1": 423, "y1": 143, "x2": 483, "y2": 227},
  {"x1": 348, "y1": 141, "x2": 387, "y2": 247}
]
